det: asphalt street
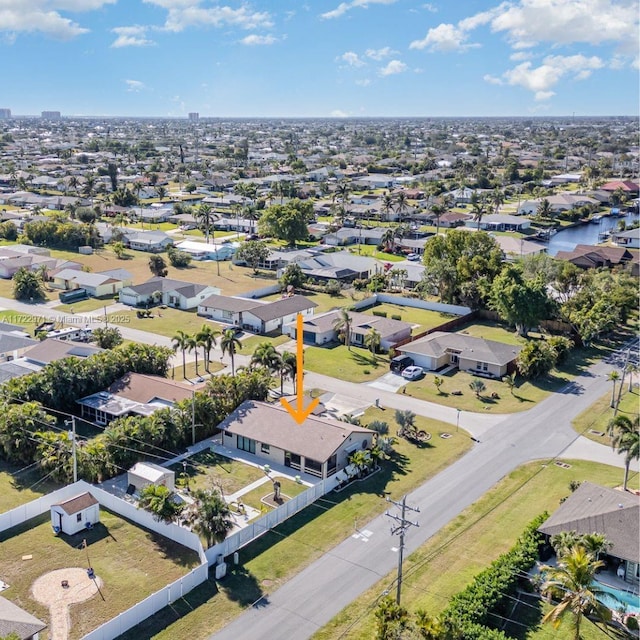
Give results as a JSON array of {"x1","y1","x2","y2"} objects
[{"x1": 212, "y1": 341, "x2": 638, "y2": 640}]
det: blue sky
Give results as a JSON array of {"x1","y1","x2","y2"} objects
[{"x1": 2, "y1": 0, "x2": 638, "y2": 117}]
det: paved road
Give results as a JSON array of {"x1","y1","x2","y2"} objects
[{"x1": 212, "y1": 342, "x2": 638, "y2": 640}]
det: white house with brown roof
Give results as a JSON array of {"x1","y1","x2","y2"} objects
[
  {"x1": 219, "y1": 400, "x2": 373, "y2": 479},
  {"x1": 77, "y1": 373, "x2": 195, "y2": 425},
  {"x1": 50, "y1": 492, "x2": 100, "y2": 535},
  {"x1": 119, "y1": 276, "x2": 220, "y2": 310},
  {"x1": 284, "y1": 309, "x2": 412, "y2": 351},
  {"x1": 396, "y1": 331, "x2": 521, "y2": 378},
  {"x1": 538, "y1": 482, "x2": 639, "y2": 586}
]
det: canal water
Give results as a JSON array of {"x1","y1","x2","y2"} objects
[{"x1": 547, "y1": 212, "x2": 640, "y2": 256}]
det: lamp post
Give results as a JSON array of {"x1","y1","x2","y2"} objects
[
  {"x1": 456, "y1": 408, "x2": 461, "y2": 433},
  {"x1": 65, "y1": 417, "x2": 77, "y2": 482}
]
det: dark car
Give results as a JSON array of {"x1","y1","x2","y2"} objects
[{"x1": 390, "y1": 354, "x2": 414, "y2": 373}]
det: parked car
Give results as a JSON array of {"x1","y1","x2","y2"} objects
[
  {"x1": 390, "y1": 354, "x2": 414, "y2": 373},
  {"x1": 402, "y1": 365, "x2": 424, "y2": 380},
  {"x1": 407, "y1": 253, "x2": 420, "y2": 261}
]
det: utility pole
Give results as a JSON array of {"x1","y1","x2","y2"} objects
[
  {"x1": 386, "y1": 495, "x2": 419, "y2": 605},
  {"x1": 65, "y1": 417, "x2": 77, "y2": 482},
  {"x1": 191, "y1": 390, "x2": 196, "y2": 446}
]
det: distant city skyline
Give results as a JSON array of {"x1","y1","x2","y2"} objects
[{"x1": 2, "y1": 0, "x2": 639, "y2": 118}]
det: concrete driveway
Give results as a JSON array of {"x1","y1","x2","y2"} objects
[{"x1": 365, "y1": 371, "x2": 407, "y2": 393}]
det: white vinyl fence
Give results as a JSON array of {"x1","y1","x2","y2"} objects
[
  {"x1": 351, "y1": 293, "x2": 471, "y2": 317},
  {"x1": 205, "y1": 476, "x2": 334, "y2": 564},
  {"x1": 0, "y1": 481, "x2": 208, "y2": 640}
]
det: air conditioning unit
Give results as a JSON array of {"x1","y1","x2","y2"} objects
[{"x1": 215, "y1": 562, "x2": 227, "y2": 580}]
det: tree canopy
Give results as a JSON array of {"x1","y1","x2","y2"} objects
[{"x1": 258, "y1": 199, "x2": 313, "y2": 246}]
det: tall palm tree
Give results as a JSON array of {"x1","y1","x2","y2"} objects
[
  {"x1": 431, "y1": 203, "x2": 445, "y2": 235},
  {"x1": 220, "y1": 328, "x2": 242, "y2": 376},
  {"x1": 491, "y1": 187, "x2": 505, "y2": 214},
  {"x1": 541, "y1": 546, "x2": 612, "y2": 640},
  {"x1": 626, "y1": 362, "x2": 638, "y2": 392},
  {"x1": 364, "y1": 328, "x2": 381, "y2": 354},
  {"x1": 537, "y1": 198, "x2": 553, "y2": 220},
  {"x1": 381, "y1": 227, "x2": 396, "y2": 253},
  {"x1": 187, "y1": 334, "x2": 201, "y2": 377},
  {"x1": 470, "y1": 191, "x2": 487, "y2": 231},
  {"x1": 607, "y1": 370, "x2": 620, "y2": 408},
  {"x1": 196, "y1": 324, "x2": 219, "y2": 373},
  {"x1": 333, "y1": 308, "x2": 353, "y2": 350},
  {"x1": 250, "y1": 342, "x2": 280, "y2": 373},
  {"x1": 395, "y1": 190, "x2": 409, "y2": 223},
  {"x1": 194, "y1": 203, "x2": 216, "y2": 245},
  {"x1": 381, "y1": 192, "x2": 394, "y2": 223},
  {"x1": 172, "y1": 330, "x2": 190, "y2": 379},
  {"x1": 607, "y1": 414, "x2": 640, "y2": 491},
  {"x1": 279, "y1": 351, "x2": 296, "y2": 395},
  {"x1": 156, "y1": 185, "x2": 167, "y2": 202}
]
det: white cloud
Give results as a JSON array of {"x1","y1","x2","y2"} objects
[
  {"x1": 409, "y1": 23, "x2": 477, "y2": 53},
  {"x1": 125, "y1": 79, "x2": 146, "y2": 92},
  {"x1": 421, "y1": 3, "x2": 438, "y2": 12},
  {"x1": 356, "y1": 78, "x2": 371, "y2": 86},
  {"x1": 379, "y1": 59, "x2": 407, "y2": 76},
  {"x1": 338, "y1": 51, "x2": 365, "y2": 67},
  {"x1": 330, "y1": 109, "x2": 350, "y2": 117},
  {"x1": 365, "y1": 46, "x2": 395, "y2": 60},
  {"x1": 0, "y1": 0, "x2": 101, "y2": 39},
  {"x1": 240, "y1": 34, "x2": 277, "y2": 45},
  {"x1": 143, "y1": 1, "x2": 274, "y2": 32},
  {"x1": 483, "y1": 74, "x2": 503, "y2": 85},
  {"x1": 510, "y1": 51, "x2": 532, "y2": 61},
  {"x1": 495, "y1": 54, "x2": 604, "y2": 99},
  {"x1": 321, "y1": 0, "x2": 397, "y2": 20},
  {"x1": 111, "y1": 26, "x2": 155, "y2": 48}
]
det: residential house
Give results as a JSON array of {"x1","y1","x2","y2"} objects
[
  {"x1": 555, "y1": 244, "x2": 637, "y2": 270},
  {"x1": 465, "y1": 213, "x2": 531, "y2": 232},
  {"x1": 122, "y1": 230, "x2": 174, "y2": 253},
  {"x1": 600, "y1": 180, "x2": 639, "y2": 195},
  {"x1": 0, "y1": 359, "x2": 42, "y2": 385},
  {"x1": 538, "y1": 482, "x2": 639, "y2": 586},
  {"x1": 438, "y1": 211, "x2": 471, "y2": 228},
  {"x1": 323, "y1": 227, "x2": 388, "y2": 247},
  {"x1": 198, "y1": 294, "x2": 317, "y2": 334},
  {"x1": 50, "y1": 268, "x2": 133, "y2": 297},
  {"x1": 284, "y1": 309, "x2": 412, "y2": 351},
  {"x1": 0, "y1": 246, "x2": 82, "y2": 279},
  {"x1": 77, "y1": 372, "x2": 195, "y2": 425},
  {"x1": 0, "y1": 332, "x2": 38, "y2": 362},
  {"x1": 276, "y1": 251, "x2": 380, "y2": 282},
  {"x1": 119, "y1": 276, "x2": 220, "y2": 309},
  {"x1": 219, "y1": 400, "x2": 373, "y2": 479},
  {"x1": 611, "y1": 227, "x2": 640, "y2": 249},
  {"x1": 173, "y1": 240, "x2": 238, "y2": 261},
  {"x1": 127, "y1": 206, "x2": 174, "y2": 223},
  {"x1": 396, "y1": 331, "x2": 522, "y2": 378},
  {"x1": 0, "y1": 595, "x2": 47, "y2": 640},
  {"x1": 494, "y1": 236, "x2": 547, "y2": 261},
  {"x1": 50, "y1": 492, "x2": 100, "y2": 536},
  {"x1": 23, "y1": 339, "x2": 103, "y2": 366},
  {"x1": 518, "y1": 194, "x2": 598, "y2": 215}
]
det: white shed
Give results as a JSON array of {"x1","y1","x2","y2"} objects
[
  {"x1": 127, "y1": 462, "x2": 175, "y2": 493},
  {"x1": 51, "y1": 492, "x2": 100, "y2": 536}
]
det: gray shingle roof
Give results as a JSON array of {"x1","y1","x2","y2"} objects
[
  {"x1": 0, "y1": 596, "x2": 47, "y2": 640},
  {"x1": 539, "y1": 482, "x2": 639, "y2": 563},
  {"x1": 244, "y1": 295, "x2": 317, "y2": 322}
]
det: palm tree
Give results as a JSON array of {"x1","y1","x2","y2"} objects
[
  {"x1": 156, "y1": 185, "x2": 167, "y2": 202},
  {"x1": 333, "y1": 308, "x2": 353, "y2": 350},
  {"x1": 381, "y1": 192, "x2": 394, "y2": 223},
  {"x1": 395, "y1": 190, "x2": 409, "y2": 223},
  {"x1": 505, "y1": 372, "x2": 516, "y2": 396},
  {"x1": 490, "y1": 187, "x2": 505, "y2": 214},
  {"x1": 626, "y1": 362, "x2": 638, "y2": 392},
  {"x1": 607, "y1": 370, "x2": 620, "y2": 408},
  {"x1": 537, "y1": 198, "x2": 553, "y2": 220},
  {"x1": 250, "y1": 342, "x2": 280, "y2": 373},
  {"x1": 186, "y1": 489, "x2": 234, "y2": 548},
  {"x1": 430, "y1": 203, "x2": 445, "y2": 235},
  {"x1": 196, "y1": 324, "x2": 219, "y2": 373},
  {"x1": 194, "y1": 203, "x2": 216, "y2": 245},
  {"x1": 381, "y1": 227, "x2": 396, "y2": 253},
  {"x1": 607, "y1": 414, "x2": 640, "y2": 491},
  {"x1": 187, "y1": 334, "x2": 201, "y2": 377},
  {"x1": 541, "y1": 546, "x2": 612, "y2": 640},
  {"x1": 139, "y1": 484, "x2": 184, "y2": 523},
  {"x1": 280, "y1": 351, "x2": 296, "y2": 392},
  {"x1": 220, "y1": 328, "x2": 242, "y2": 375},
  {"x1": 172, "y1": 330, "x2": 190, "y2": 379},
  {"x1": 470, "y1": 192, "x2": 487, "y2": 231},
  {"x1": 469, "y1": 379, "x2": 486, "y2": 398},
  {"x1": 395, "y1": 409, "x2": 417, "y2": 439},
  {"x1": 364, "y1": 328, "x2": 381, "y2": 354}
]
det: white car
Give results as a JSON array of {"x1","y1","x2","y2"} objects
[
  {"x1": 407, "y1": 253, "x2": 420, "y2": 261},
  {"x1": 402, "y1": 365, "x2": 424, "y2": 380}
]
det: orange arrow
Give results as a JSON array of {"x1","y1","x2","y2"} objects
[{"x1": 280, "y1": 313, "x2": 319, "y2": 424}]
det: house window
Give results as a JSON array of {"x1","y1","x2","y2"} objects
[
  {"x1": 76, "y1": 513, "x2": 82, "y2": 522},
  {"x1": 222, "y1": 310, "x2": 233, "y2": 320},
  {"x1": 261, "y1": 443, "x2": 270, "y2": 454},
  {"x1": 327, "y1": 454, "x2": 337, "y2": 476},
  {"x1": 284, "y1": 452, "x2": 301, "y2": 470},
  {"x1": 304, "y1": 457, "x2": 323, "y2": 477},
  {"x1": 237, "y1": 436, "x2": 255, "y2": 454},
  {"x1": 477, "y1": 362, "x2": 488, "y2": 371},
  {"x1": 95, "y1": 410, "x2": 108, "y2": 425}
]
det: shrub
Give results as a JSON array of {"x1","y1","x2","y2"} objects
[
  {"x1": 391, "y1": 314, "x2": 402, "y2": 321},
  {"x1": 547, "y1": 335, "x2": 573, "y2": 364},
  {"x1": 372, "y1": 310, "x2": 387, "y2": 317},
  {"x1": 516, "y1": 340, "x2": 557, "y2": 379},
  {"x1": 324, "y1": 280, "x2": 342, "y2": 296}
]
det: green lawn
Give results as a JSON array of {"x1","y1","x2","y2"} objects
[
  {"x1": 170, "y1": 450, "x2": 266, "y2": 496},
  {"x1": 0, "y1": 510, "x2": 200, "y2": 640},
  {"x1": 351, "y1": 244, "x2": 408, "y2": 262},
  {"x1": 0, "y1": 461, "x2": 61, "y2": 513},
  {"x1": 304, "y1": 344, "x2": 389, "y2": 382},
  {"x1": 239, "y1": 477, "x2": 308, "y2": 513},
  {"x1": 314, "y1": 459, "x2": 636, "y2": 640},
  {"x1": 240, "y1": 334, "x2": 291, "y2": 353},
  {"x1": 261, "y1": 290, "x2": 362, "y2": 315},
  {"x1": 171, "y1": 359, "x2": 225, "y2": 381},
  {"x1": 0, "y1": 309, "x2": 43, "y2": 335},
  {"x1": 454, "y1": 318, "x2": 528, "y2": 346},
  {"x1": 53, "y1": 296, "x2": 116, "y2": 314},
  {"x1": 116, "y1": 411, "x2": 471, "y2": 640},
  {"x1": 360, "y1": 302, "x2": 458, "y2": 332},
  {"x1": 572, "y1": 386, "x2": 639, "y2": 445},
  {"x1": 107, "y1": 307, "x2": 222, "y2": 338}
]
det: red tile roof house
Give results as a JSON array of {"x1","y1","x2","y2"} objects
[{"x1": 219, "y1": 400, "x2": 373, "y2": 479}]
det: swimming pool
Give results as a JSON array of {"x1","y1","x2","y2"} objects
[{"x1": 595, "y1": 581, "x2": 640, "y2": 614}]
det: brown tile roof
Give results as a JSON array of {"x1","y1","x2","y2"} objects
[
  {"x1": 107, "y1": 373, "x2": 194, "y2": 404},
  {"x1": 539, "y1": 482, "x2": 639, "y2": 563},
  {"x1": 220, "y1": 400, "x2": 372, "y2": 462},
  {"x1": 53, "y1": 492, "x2": 99, "y2": 516}
]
